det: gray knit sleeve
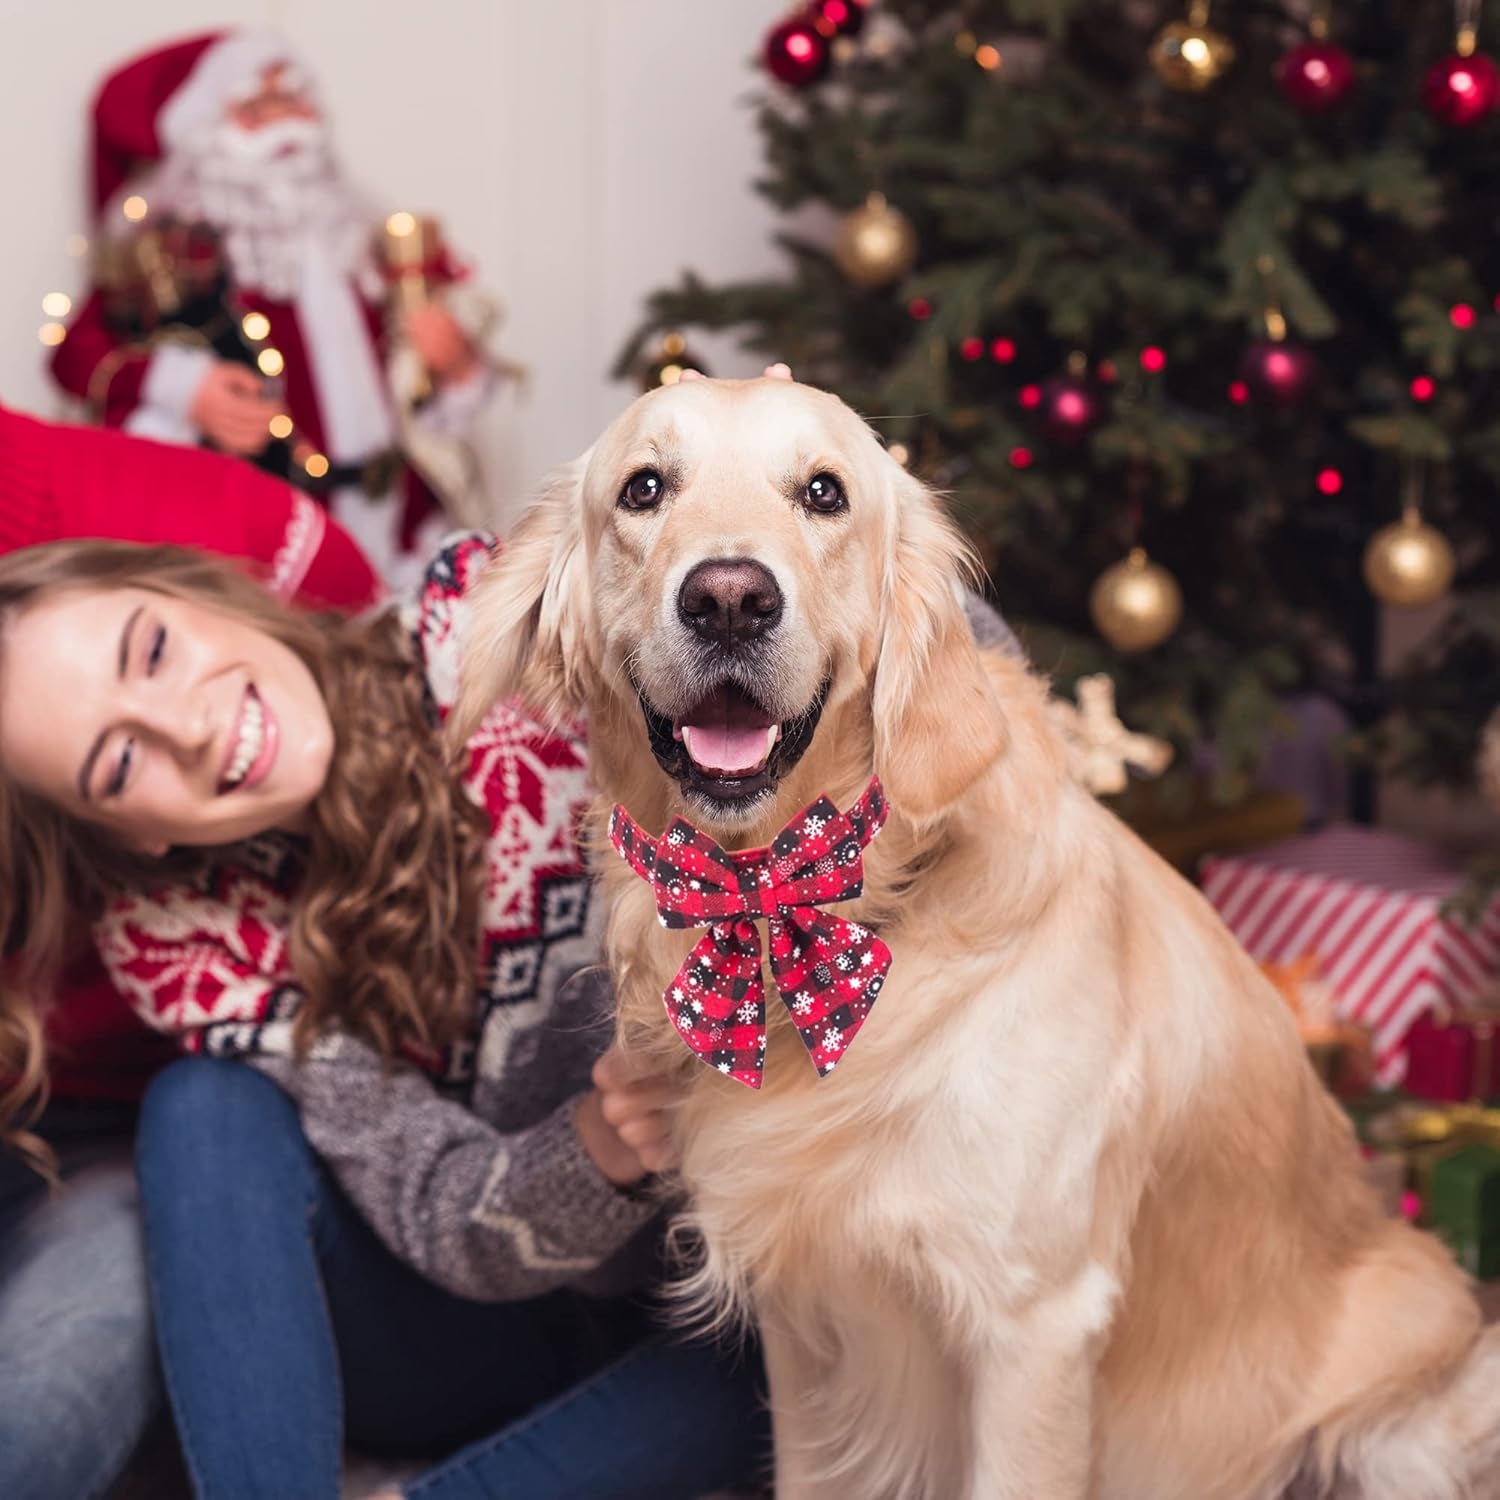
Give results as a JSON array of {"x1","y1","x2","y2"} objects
[
  {"x1": 963, "y1": 588, "x2": 1024, "y2": 659},
  {"x1": 250, "y1": 1037, "x2": 659, "y2": 1302}
]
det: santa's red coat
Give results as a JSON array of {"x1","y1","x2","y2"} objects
[{"x1": 0, "y1": 403, "x2": 382, "y2": 1099}]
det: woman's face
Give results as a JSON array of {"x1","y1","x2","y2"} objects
[{"x1": 0, "y1": 585, "x2": 334, "y2": 852}]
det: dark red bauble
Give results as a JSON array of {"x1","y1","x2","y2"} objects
[
  {"x1": 1040, "y1": 377, "x2": 1104, "y2": 444},
  {"x1": 1276, "y1": 40, "x2": 1356, "y2": 112},
  {"x1": 764, "y1": 15, "x2": 831, "y2": 87},
  {"x1": 808, "y1": 0, "x2": 868, "y2": 39},
  {"x1": 1240, "y1": 340, "x2": 1319, "y2": 406},
  {"x1": 1422, "y1": 51, "x2": 1500, "y2": 126}
]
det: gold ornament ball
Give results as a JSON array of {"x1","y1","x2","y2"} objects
[
  {"x1": 639, "y1": 331, "x2": 709, "y2": 392},
  {"x1": 1362, "y1": 514, "x2": 1455, "y2": 608},
  {"x1": 1090, "y1": 548, "x2": 1184, "y2": 653},
  {"x1": 1149, "y1": 19, "x2": 1236, "y2": 91},
  {"x1": 834, "y1": 193, "x2": 918, "y2": 288}
]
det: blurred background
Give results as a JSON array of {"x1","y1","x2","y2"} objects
[{"x1": 0, "y1": 0, "x2": 789, "y2": 515}]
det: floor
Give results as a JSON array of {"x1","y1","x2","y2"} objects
[{"x1": 112, "y1": 1286, "x2": 1500, "y2": 1498}]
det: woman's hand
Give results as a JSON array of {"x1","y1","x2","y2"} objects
[{"x1": 574, "y1": 1045, "x2": 681, "y2": 1187}]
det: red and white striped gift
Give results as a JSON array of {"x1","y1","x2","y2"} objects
[{"x1": 1200, "y1": 825, "x2": 1500, "y2": 1085}]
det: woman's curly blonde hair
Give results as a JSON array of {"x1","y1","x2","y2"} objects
[{"x1": 0, "y1": 540, "x2": 489, "y2": 1174}]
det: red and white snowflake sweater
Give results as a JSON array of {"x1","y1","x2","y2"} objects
[{"x1": 96, "y1": 535, "x2": 658, "y2": 1299}]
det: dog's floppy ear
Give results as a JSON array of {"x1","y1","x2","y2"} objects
[
  {"x1": 871, "y1": 468, "x2": 1008, "y2": 822},
  {"x1": 448, "y1": 452, "x2": 595, "y2": 749}
]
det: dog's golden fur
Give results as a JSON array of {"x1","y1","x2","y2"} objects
[{"x1": 454, "y1": 376, "x2": 1500, "y2": 1499}]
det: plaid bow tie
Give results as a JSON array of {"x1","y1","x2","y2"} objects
[{"x1": 608, "y1": 778, "x2": 892, "y2": 1088}]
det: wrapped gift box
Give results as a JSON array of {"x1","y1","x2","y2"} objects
[
  {"x1": 1404, "y1": 1008, "x2": 1500, "y2": 1104},
  {"x1": 1200, "y1": 825, "x2": 1500, "y2": 1086},
  {"x1": 1429, "y1": 1144, "x2": 1500, "y2": 1280}
]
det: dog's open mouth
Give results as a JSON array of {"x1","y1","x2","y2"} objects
[{"x1": 637, "y1": 678, "x2": 831, "y2": 807}]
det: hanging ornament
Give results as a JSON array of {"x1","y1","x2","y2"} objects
[
  {"x1": 808, "y1": 0, "x2": 867, "y2": 39},
  {"x1": 1150, "y1": 0, "x2": 1236, "y2": 91},
  {"x1": 1040, "y1": 374, "x2": 1104, "y2": 446},
  {"x1": 1240, "y1": 338, "x2": 1319, "y2": 405},
  {"x1": 764, "y1": 13, "x2": 832, "y2": 87},
  {"x1": 833, "y1": 193, "x2": 917, "y2": 287},
  {"x1": 1090, "y1": 548, "x2": 1184, "y2": 653},
  {"x1": 1364, "y1": 462, "x2": 1456, "y2": 607},
  {"x1": 1424, "y1": 0, "x2": 1500, "y2": 125},
  {"x1": 1277, "y1": 32, "x2": 1355, "y2": 111},
  {"x1": 1363, "y1": 511, "x2": 1456, "y2": 606},
  {"x1": 638, "y1": 331, "x2": 708, "y2": 393},
  {"x1": 1240, "y1": 261, "x2": 1320, "y2": 407},
  {"x1": 1423, "y1": 51, "x2": 1500, "y2": 123}
]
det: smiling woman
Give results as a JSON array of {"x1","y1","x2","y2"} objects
[
  {"x1": 0, "y1": 540, "x2": 478, "y2": 1141},
  {"x1": 0, "y1": 535, "x2": 769, "y2": 1500},
  {"x1": 0, "y1": 572, "x2": 333, "y2": 851}
]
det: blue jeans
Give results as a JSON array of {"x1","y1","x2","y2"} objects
[
  {"x1": 0, "y1": 1104, "x2": 161, "y2": 1500},
  {"x1": 136, "y1": 1058, "x2": 769, "y2": 1499}
]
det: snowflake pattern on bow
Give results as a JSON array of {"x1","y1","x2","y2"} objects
[{"x1": 609, "y1": 779, "x2": 892, "y2": 1088}]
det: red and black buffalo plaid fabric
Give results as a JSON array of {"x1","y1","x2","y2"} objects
[{"x1": 608, "y1": 778, "x2": 892, "y2": 1088}]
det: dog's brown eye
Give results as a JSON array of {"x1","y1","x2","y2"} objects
[
  {"x1": 803, "y1": 473, "x2": 846, "y2": 514},
  {"x1": 619, "y1": 469, "x2": 664, "y2": 511}
]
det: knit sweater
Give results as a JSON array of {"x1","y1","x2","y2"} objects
[
  {"x1": 0, "y1": 401, "x2": 384, "y2": 1101},
  {"x1": 96, "y1": 535, "x2": 658, "y2": 1299}
]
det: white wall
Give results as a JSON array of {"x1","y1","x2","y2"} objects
[{"x1": 0, "y1": 0, "x2": 789, "y2": 525}]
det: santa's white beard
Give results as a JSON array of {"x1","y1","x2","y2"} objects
[{"x1": 151, "y1": 117, "x2": 375, "y2": 300}]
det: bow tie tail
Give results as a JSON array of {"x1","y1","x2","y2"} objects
[{"x1": 660, "y1": 923, "x2": 769, "y2": 1088}]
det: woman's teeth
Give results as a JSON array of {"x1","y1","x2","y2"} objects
[{"x1": 222, "y1": 694, "x2": 265, "y2": 790}]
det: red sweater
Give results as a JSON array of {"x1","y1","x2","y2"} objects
[{"x1": 0, "y1": 402, "x2": 383, "y2": 1099}]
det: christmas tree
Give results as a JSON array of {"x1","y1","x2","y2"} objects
[{"x1": 618, "y1": 0, "x2": 1500, "y2": 828}]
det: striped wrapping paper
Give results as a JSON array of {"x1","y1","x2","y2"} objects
[{"x1": 1200, "y1": 825, "x2": 1500, "y2": 1086}]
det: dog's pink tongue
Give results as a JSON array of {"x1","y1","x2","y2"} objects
[{"x1": 682, "y1": 723, "x2": 774, "y2": 775}]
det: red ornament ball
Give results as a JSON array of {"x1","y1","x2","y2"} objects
[
  {"x1": 1315, "y1": 467, "x2": 1344, "y2": 496},
  {"x1": 1040, "y1": 377, "x2": 1103, "y2": 444},
  {"x1": 1139, "y1": 345, "x2": 1167, "y2": 373},
  {"x1": 1450, "y1": 302, "x2": 1477, "y2": 328},
  {"x1": 1422, "y1": 51, "x2": 1500, "y2": 126},
  {"x1": 1009, "y1": 446, "x2": 1034, "y2": 469},
  {"x1": 989, "y1": 336, "x2": 1017, "y2": 364},
  {"x1": 1410, "y1": 374, "x2": 1436, "y2": 401},
  {"x1": 1276, "y1": 40, "x2": 1355, "y2": 112},
  {"x1": 1240, "y1": 339, "x2": 1319, "y2": 406},
  {"x1": 1228, "y1": 379, "x2": 1250, "y2": 404},
  {"x1": 958, "y1": 336, "x2": 985, "y2": 362},
  {"x1": 764, "y1": 15, "x2": 831, "y2": 87},
  {"x1": 808, "y1": 0, "x2": 867, "y2": 39}
]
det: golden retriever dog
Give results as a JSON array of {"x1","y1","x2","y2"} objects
[{"x1": 452, "y1": 374, "x2": 1500, "y2": 1499}]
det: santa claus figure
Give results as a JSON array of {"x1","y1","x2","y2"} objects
[{"x1": 51, "y1": 29, "x2": 498, "y2": 587}]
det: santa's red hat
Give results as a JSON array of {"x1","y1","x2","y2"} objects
[{"x1": 90, "y1": 29, "x2": 299, "y2": 216}]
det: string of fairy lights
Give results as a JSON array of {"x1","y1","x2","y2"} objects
[{"x1": 35, "y1": 199, "x2": 440, "y2": 488}]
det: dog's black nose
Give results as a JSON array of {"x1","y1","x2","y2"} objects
[{"x1": 678, "y1": 558, "x2": 783, "y2": 646}]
